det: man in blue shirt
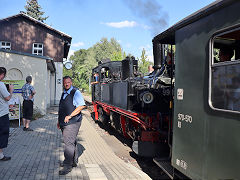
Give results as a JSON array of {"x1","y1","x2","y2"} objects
[
  {"x1": 91, "y1": 72, "x2": 99, "y2": 84},
  {"x1": 58, "y1": 76, "x2": 86, "y2": 175},
  {"x1": 21, "y1": 76, "x2": 36, "y2": 131}
]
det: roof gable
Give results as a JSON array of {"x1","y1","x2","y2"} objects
[{"x1": 0, "y1": 13, "x2": 72, "y2": 39}]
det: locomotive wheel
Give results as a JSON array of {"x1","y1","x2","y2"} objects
[
  {"x1": 110, "y1": 111, "x2": 121, "y2": 133},
  {"x1": 131, "y1": 129, "x2": 140, "y2": 141},
  {"x1": 98, "y1": 107, "x2": 109, "y2": 125}
]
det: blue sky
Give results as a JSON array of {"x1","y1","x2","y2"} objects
[{"x1": 0, "y1": 0, "x2": 215, "y2": 61}]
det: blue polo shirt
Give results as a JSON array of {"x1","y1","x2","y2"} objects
[
  {"x1": 95, "y1": 75, "x2": 99, "y2": 82},
  {"x1": 63, "y1": 86, "x2": 85, "y2": 107}
]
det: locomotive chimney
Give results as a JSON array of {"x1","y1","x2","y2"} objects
[{"x1": 152, "y1": 40, "x2": 162, "y2": 70}]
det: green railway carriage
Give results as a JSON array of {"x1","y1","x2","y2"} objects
[{"x1": 153, "y1": 0, "x2": 240, "y2": 179}]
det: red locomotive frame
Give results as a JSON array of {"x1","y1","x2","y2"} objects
[{"x1": 93, "y1": 101, "x2": 168, "y2": 144}]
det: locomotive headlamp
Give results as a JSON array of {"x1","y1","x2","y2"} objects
[{"x1": 142, "y1": 92, "x2": 154, "y2": 104}]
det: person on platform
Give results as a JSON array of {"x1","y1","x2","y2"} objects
[
  {"x1": 0, "y1": 67, "x2": 14, "y2": 161},
  {"x1": 58, "y1": 76, "x2": 86, "y2": 175},
  {"x1": 21, "y1": 76, "x2": 36, "y2": 131}
]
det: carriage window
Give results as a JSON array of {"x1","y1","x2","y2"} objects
[{"x1": 211, "y1": 27, "x2": 240, "y2": 112}]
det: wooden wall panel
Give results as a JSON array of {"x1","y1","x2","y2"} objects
[{"x1": 0, "y1": 16, "x2": 69, "y2": 62}]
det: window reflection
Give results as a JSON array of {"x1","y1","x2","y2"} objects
[
  {"x1": 211, "y1": 27, "x2": 240, "y2": 112},
  {"x1": 212, "y1": 63, "x2": 240, "y2": 111}
]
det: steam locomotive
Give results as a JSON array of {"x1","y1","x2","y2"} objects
[
  {"x1": 91, "y1": 52, "x2": 173, "y2": 157},
  {"x1": 91, "y1": 0, "x2": 240, "y2": 179}
]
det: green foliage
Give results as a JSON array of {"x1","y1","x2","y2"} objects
[
  {"x1": 63, "y1": 37, "x2": 125, "y2": 93},
  {"x1": 93, "y1": 37, "x2": 125, "y2": 62},
  {"x1": 111, "y1": 50, "x2": 123, "y2": 61},
  {"x1": 138, "y1": 48, "x2": 153, "y2": 75},
  {"x1": 24, "y1": 0, "x2": 48, "y2": 22},
  {"x1": 123, "y1": 52, "x2": 127, "y2": 59},
  {"x1": 63, "y1": 66, "x2": 73, "y2": 77},
  {"x1": 214, "y1": 48, "x2": 220, "y2": 62}
]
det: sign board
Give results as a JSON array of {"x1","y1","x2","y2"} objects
[
  {"x1": 8, "y1": 96, "x2": 21, "y2": 121},
  {"x1": 177, "y1": 88, "x2": 184, "y2": 100},
  {"x1": 2, "y1": 80, "x2": 25, "y2": 93},
  {"x1": 9, "y1": 104, "x2": 20, "y2": 120}
]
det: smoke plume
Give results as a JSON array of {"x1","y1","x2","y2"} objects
[{"x1": 122, "y1": 0, "x2": 169, "y2": 36}]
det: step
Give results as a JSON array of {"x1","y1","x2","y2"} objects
[{"x1": 153, "y1": 158, "x2": 174, "y2": 179}]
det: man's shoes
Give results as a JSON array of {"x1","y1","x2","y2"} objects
[
  {"x1": 59, "y1": 161, "x2": 77, "y2": 167},
  {"x1": 72, "y1": 162, "x2": 77, "y2": 167},
  {"x1": 23, "y1": 128, "x2": 33, "y2": 131},
  {"x1": 59, "y1": 166, "x2": 72, "y2": 175},
  {"x1": 0, "y1": 156, "x2": 11, "y2": 161}
]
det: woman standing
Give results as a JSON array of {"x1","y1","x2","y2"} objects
[{"x1": 0, "y1": 67, "x2": 14, "y2": 161}]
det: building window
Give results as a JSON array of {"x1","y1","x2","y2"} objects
[
  {"x1": 210, "y1": 26, "x2": 240, "y2": 112},
  {"x1": 32, "y1": 43, "x2": 43, "y2": 56},
  {"x1": 0, "y1": 41, "x2": 11, "y2": 50}
]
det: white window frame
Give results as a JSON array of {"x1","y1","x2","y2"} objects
[
  {"x1": 0, "y1": 41, "x2": 11, "y2": 50},
  {"x1": 209, "y1": 24, "x2": 240, "y2": 114},
  {"x1": 32, "y1": 43, "x2": 43, "y2": 56}
]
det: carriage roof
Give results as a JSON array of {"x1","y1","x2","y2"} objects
[{"x1": 153, "y1": 0, "x2": 235, "y2": 44}]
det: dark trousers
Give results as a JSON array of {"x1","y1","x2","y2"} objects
[
  {"x1": 61, "y1": 121, "x2": 81, "y2": 166},
  {"x1": 0, "y1": 114, "x2": 10, "y2": 149},
  {"x1": 23, "y1": 100, "x2": 33, "y2": 120}
]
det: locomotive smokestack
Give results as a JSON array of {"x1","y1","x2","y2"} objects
[{"x1": 153, "y1": 40, "x2": 162, "y2": 70}]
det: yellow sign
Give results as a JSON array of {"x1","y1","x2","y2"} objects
[{"x1": 2, "y1": 80, "x2": 25, "y2": 93}]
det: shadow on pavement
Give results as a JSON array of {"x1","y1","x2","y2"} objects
[{"x1": 89, "y1": 112, "x2": 170, "y2": 180}]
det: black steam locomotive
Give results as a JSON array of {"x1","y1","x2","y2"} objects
[{"x1": 91, "y1": 49, "x2": 174, "y2": 157}]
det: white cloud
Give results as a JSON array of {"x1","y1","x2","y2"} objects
[
  {"x1": 72, "y1": 42, "x2": 84, "y2": 47},
  {"x1": 103, "y1": 20, "x2": 137, "y2": 28},
  {"x1": 102, "y1": 21, "x2": 150, "y2": 30}
]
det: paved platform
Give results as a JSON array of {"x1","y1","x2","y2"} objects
[{"x1": 0, "y1": 108, "x2": 151, "y2": 180}]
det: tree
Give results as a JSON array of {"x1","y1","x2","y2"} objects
[
  {"x1": 64, "y1": 37, "x2": 126, "y2": 93},
  {"x1": 67, "y1": 48, "x2": 97, "y2": 92},
  {"x1": 138, "y1": 48, "x2": 152, "y2": 75},
  {"x1": 63, "y1": 66, "x2": 73, "y2": 77},
  {"x1": 111, "y1": 51, "x2": 123, "y2": 61},
  {"x1": 24, "y1": 0, "x2": 48, "y2": 22},
  {"x1": 93, "y1": 37, "x2": 125, "y2": 62}
]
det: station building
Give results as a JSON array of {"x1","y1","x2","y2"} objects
[{"x1": 0, "y1": 13, "x2": 72, "y2": 114}]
